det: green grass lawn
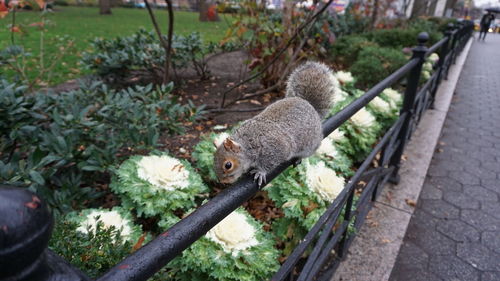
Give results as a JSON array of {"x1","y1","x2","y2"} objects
[{"x1": 0, "y1": 6, "x2": 232, "y2": 86}]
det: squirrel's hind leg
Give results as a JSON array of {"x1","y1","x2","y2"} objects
[{"x1": 250, "y1": 169, "x2": 267, "y2": 187}]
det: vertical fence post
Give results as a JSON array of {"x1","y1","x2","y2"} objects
[
  {"x1": 338, "y1": 190, "x2": 354, "y2": 258},
  {"x1": 443, "y1": 23, "x2": 456, "y2": 80},
  {"x1": 429, "y1": 25, "x2": 453, "y2": 108},
  {"x1": 451, "y1": 23, "x2": 461, "y2": 64},
  {"x1": 0, "y1": 186, "x2": 90, "y2": 281},
  {"x1": 388, "y1": 33, "x2": 429, "y2": 184}
]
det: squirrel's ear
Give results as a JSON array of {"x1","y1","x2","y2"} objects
[{"x1": 223, "y1": 138, "x2": 241, "y2": 153}]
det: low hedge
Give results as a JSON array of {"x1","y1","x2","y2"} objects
[{"x1": 350, "y1": 46, "x2": 407, "y2": 89}]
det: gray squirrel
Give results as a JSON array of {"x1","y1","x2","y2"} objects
[{"x1": 214, "y1": 61, "x2": 338, "y2": 186}]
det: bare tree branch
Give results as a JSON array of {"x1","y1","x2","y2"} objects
[
  {"x1": 144, "y1": 0, "x2": 174, "y2": 84},
  {"x1": 222, "y1": 8, "x2": 318, "y2": 108},
  {"x1": 10, "y1": 7, "x2": 16, "y2": 45},
  {"x1": 219, "y1": 0, "x2": 335, "y2": 108},
  {"x1": 165, "y1": 0, "x2": 174, "y2": 84}
]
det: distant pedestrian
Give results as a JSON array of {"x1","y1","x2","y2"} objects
[{"x1": 479, "y1": 12, "x2": 495, "y2": 41}]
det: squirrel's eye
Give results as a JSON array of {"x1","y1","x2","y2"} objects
[{"x1": 224, "y1": 161, "x2": 232, "y2": 170}]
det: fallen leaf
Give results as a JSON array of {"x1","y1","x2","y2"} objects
[
  {"x1": 29, "y1": 21, "x2": 44, "y2": 27},
  {"x1": 263, "y1": 94, "x2": 272, "y2": 103},
  {"x1": 11, "y1": 25, "x2": 21, "y2": 33},
  {"x1": 381, "y1": 238, "x2": 391, "y2": 243},
  {"x1": 405, "y1": 199, "x2": 417, "y2": 207},
  {"x1": 132, "y1": 233, "x2": 147, "y2": 252},
  {"x1": 301, "y1": 201, "x2": 318, "y2": 215},
  {"x1": 249, "y1": 99, "x2": 262, "y2": 106},
  {"x1": 385, "y1": 191, "x2": 393, "y2": 202}
]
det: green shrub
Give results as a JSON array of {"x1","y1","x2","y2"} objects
[
  {"x1": 350, "y1": 46, "x2": 407, "y2": 89},
  {"x1": 53, "y1": 0, "x2": 69, "y2": 6},
  {"x1": 82, "y1": 29, "x2": 224, "y2": 85},
  {"x1": 49, "y1": 208, "x2": 146, "y2": 278},
  {"x1": 364, "y1": 28, "x2": 442, "y2": 49},
  {"x1": 331, "y1": 35, "x2": 379, "y2": 68},
  {"x1": 81, "y1": 29, "x2": 166, "y2": 84},
  {"x1": 310, "y1": 9, "x2": 370, "y2": 51},
  {"x1": 409, "y1": 17, "x2": 457, "y2": 34},
  {"x1": 0, "y1": 80, "x2": 204, "y2": 214}
]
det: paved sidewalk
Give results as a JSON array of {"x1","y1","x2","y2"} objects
[{"x1": 389, "y1": 34, "x2": 500, "y2": 281}]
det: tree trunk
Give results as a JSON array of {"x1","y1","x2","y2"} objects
[
  {"x1": 99, "y1": 0, "x2": 112, "y2": 15},
  {"x1": 199, "y1": 0, "x2": 219, "y2": 21},
  {"x1": 371, "y1": 0, "x2": 379, "y2": 28}
]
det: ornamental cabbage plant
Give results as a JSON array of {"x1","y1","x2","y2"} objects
[
  {"x1": 65, "y1": 207, "x2": 144, "y2": 244},
  {"x1": 268, "y1": 157, "x2": 347, "y2": 231},
  {"x1": 335, "y1": 71, "x2": 355, "y2": 86},
  {"x1": 192, "y1": 131, "x2": 230, "y2": 182},
  {"x1": 381, "y1": 87, "x2": 403, "y2": 109},
  {"x1": 163, "y1": 208, "x2": 280, "y2": 281},
  {"x1": 315, "y1": 138, "x2": 353, "y2": 176},
  {"x1": 340, "y1": 107, "x2": 382, "y2": 163},
  {"x1": 110, "y1": 153, "x2": 209, "y2": 218},
  {"x1": 367, "y1": 96, "x2": 399, "y2": 130},
  {"x1": 421, "y1": 53, "x2": 439, "y2": 82}
]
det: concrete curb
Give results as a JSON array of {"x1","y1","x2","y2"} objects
[{"x1": 330, "y1": 38, "x2": 474, "y2": 281}]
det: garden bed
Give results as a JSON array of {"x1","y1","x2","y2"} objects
[{"x1": 0, "y1": 4, "x2": 462, "y2": 280}]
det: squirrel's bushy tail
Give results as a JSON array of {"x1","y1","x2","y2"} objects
[{"x1": 285, "y1": 61, "x2": 338, "y2": 119}]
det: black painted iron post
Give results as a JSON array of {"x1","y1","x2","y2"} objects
[
  {"x1": 451, "y1": 23, "x2": 461, "y2": 64},
  {"x1": 443, "y1": 23, "x2": 456, "y2": 80},
  {"x1": 0, "y1": 186, "x2": 90, "y2": 281},
  {"x1": 388, "y1": 33, "x2": 429, "y2": 184},
  {"x1": 337, "y1": 190, "x2": 354, "y2": 258},
  {"x1": 429, "y1": 25, "x2": 453, "y2": 108}
]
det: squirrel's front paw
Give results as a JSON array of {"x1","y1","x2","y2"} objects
[
  {"x1": 250, "y1": 169, "x2": 267, "y2": 187},
  {"x1": 293, "y1": 158, "x2": 302, "y2": 167}
]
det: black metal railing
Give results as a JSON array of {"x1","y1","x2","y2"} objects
[{"x1": 0, "y1": 21, "x2": 473, "y2": 281}]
